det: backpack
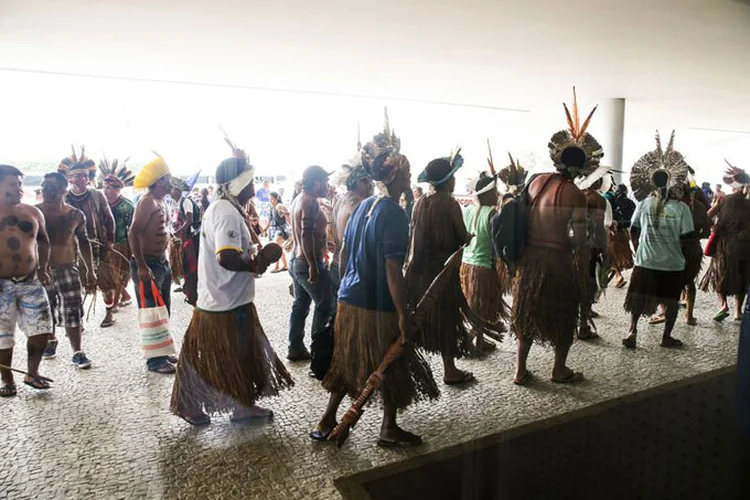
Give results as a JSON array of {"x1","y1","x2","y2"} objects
[{"x1": 491, "y1": 173, "x2": 551, "y2": 270}]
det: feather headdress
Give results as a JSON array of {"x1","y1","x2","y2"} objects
[
  {"x1": 97, "y1": 156, "x2": 134, "y2": 189},
  {"x1": 498, "y1": 152, "x2": 528, "y2": 192},
  {"x1": 59, "y1": 145, "x2": 97, "y2": 179},
  {"x1": 629, "y1": 130, "x2": 690, "y2": 201},
  {"x1": 331, "y1": 123, "x2": 372, "y2": 190},
  {"x1": 722, "y1": 160, "x2": 750, "y2": 187},
  {"x1": 575, "y1": 164, "x2": 612, "y2": 191},
  {"x1": 548, "y1": 88, "x2": 604, "y2": 176},
  {"x1": 361, "y1": 107, "x2": 407, "y2": 184}
]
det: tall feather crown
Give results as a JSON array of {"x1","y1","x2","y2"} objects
[
  {"x1": 723, "y1": 160, "x2": 750, "y2": 186},
  {"x1": 548, "y1": 88, "x2": 603, "y2": 175},
  {"x1": 498, "y1": 152, "x2": 528, "y2": 191},
  {"x1": 97, "y1": 156, "x2": 134, "y2": 188},
  {"x1": 629, "y1": 130, "x2": 690, "y2": 201},
  {"x1": 361, "y1": 107, "x2": 406, "y2": 183},
  {"x1": 59, "y1": 145, "x2": 96, "y2": 179}
]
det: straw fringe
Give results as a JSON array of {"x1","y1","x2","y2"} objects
[
  {"x1": 168, "y1": 238, "x2": 184, "y2": 285},
  {"x1": 608, "y1": 229, "x2": 634, "y2": 271},
  {"x1": 460, "y1": 262, "x2": 509, "y2": 324},
  {"x1": 170, "y1": 303, "x2": 294, "y2": 415},
  {"x1": 322, "y1": 303, "x2": 439, "y2": 409}
]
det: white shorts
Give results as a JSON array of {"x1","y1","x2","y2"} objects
[{"x1": 0, "y1": 276, "x2": 53, "y2": 349}]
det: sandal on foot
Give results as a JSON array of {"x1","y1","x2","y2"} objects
[
  {"x1": 0, "y1": 383, "x2": 17, "y2": 397},
  {"x1": 310, "y1": 423, "x2": 337, "y2": 441},
  {"x1": 167, "y1": 355, "x2": 179, "y2": 364},
  {"x1": 377, "y1": 430, "x2": 423, "y2": 448},
  {"x1": 734, "y1": 316, "x2": 743, "y2": 322},
  {"x1": 476, "y1": 340, "x2": 497, "y2": 353},
  {"x1": 100, "y1": 318, "x2": 115, "y2": 328},
  {"x1": 513, "y1": 371, "x2": 531, "y2": 386},
  {"x1": 648, "y1": 315, "x2": 665, "y2": 325},
  {"x1": 577, "y1": 328, "x2": 600, "y2": 340},
  {"x1": 177, "y1": 411, "x2": 211, "y2": 426},
  {"x1": 23, "y1": 377, "x2": 50, "y2": 390},
  {"x1": 444, "y1": 371, "x2": 475, "y2": 386},
  {"x1": 713, "y1": 309, "x2": 730, "y2": 322},
  {"x1": 660, "y1": 337, "x2": 684, "y2": 348},
  {"x1": 615, "y1": 278, "x2": 627, "y2": 289},
  {"x1": 119, "y1": 299, "x2": 132, "y2": 307},
  {"x1": 622, "y1": 337, "x2": 637, "y2": 349},
  {"x1": 551, "y1": 371, "x2": 584, "y2": 384},
  {"x1": 686, "y1": 317, "x2": 698, "y2": 326}
]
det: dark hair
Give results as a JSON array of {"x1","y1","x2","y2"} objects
[
  {"x1": 0, "y1": 164, "x2": 23, "y2": 183},
  {"x1": 44, "y1": 172, "x2": 69, "y2": 189},
  {"x1": 414, "y1": 186, "x2": 423, "y2": 195},
  {"x1": 270, "y1": 191, "x2": 282, "y2": 203},
  {"x1": 302, "y1": 165, "x2": 329, "y2": 190},
  {"x1": 560, "y1": 146, "x2": 586, "y2": 168},
  {"x1": 617, "y1": 184, "x2": 628, "y2": 194}
]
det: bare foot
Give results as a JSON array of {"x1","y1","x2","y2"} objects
[
  {"x1": 550, "y1": 367, "x2": 584, "y2": 384},
  {"x1": 231, "y1": 405, "x2": 274, "y2": 422}
]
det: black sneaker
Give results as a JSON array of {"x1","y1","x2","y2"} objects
[
  {"x1": 43, "y1": 339, "x2": 59, "y2": 360},
  {"x1": 72, "y1": 351, "x2": 92, "y2": 369}
]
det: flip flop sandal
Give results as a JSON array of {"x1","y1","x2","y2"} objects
[
  {"x1": 0, "y1": 384, "x2": 17, "y2": 397},
  {"x1": 734, "y1": 317, "x2": 743, "y2": 322},
  {"x1": 714, "y1": 310, "x2": 730, "y2": 322},
  {"x1": 660, "y1": 337, "x2": 684, "y2": 348},
  {"x1": 377, "y1": 430, "x2": 423, "y2": 448},
  {"x1": 648, "y1": 316, "x2": 666, "y2": 325},
  {"x1": 589, "y1": 311, "x2": 601, "y2": 319},
  {"x1": 167, "y1": 355, "x2": 179, "y2": 364},
  {"x1": 119, "y1": 300, "x2": 132, "y2": 307},
  {"x1": 615, "y1": 279, "x2": 627, "y2": 289},
  {"x1": 686, "y1": 317, "x2": 698, "y2": 326},
  {"x1": 310, "y1": 424, "x2": 337, "y2": 442},
  {"x1": 230, "y1": 410, "x2": 274, "y2": 423},
  {"x1": 178, "y1": 412, "x2": 211, "y2": 426},
  {"x1": 513, "y1": 371, "x2": 532, "y2": 386},
  {"x1": 551, "y1": 371, "x2": 584, "y2": 384},
  {"x1": 444, "y1": 371, "x2": 475, "y2": 386},
  {"x1": 100, "y1": 318, "x2": 116, "y2": 328},
  {"x1": 23, "y1": 378, "x2": 50, "y2": 390},
  {"x1": 622, "y1": 337, "x2": 637, "y2": 349}
]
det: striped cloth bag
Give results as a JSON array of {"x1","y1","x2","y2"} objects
[{"x1": 138, "y1": 281, "x2": 176, "y2": 359}]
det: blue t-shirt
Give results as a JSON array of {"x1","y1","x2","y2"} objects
[{"x1": 338, "y1": 196, "x2": 409, "y2": 312}]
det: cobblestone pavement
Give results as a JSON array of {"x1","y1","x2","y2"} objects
[{"x1": 0, "y1": 269, "x2": 740, "y2": 499}]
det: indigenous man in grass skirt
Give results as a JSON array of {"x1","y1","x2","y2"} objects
[
  {"x1": 710, "y1": 165, "x2": 750, "y2": 322},
  {"x1": 460, "y1": 172, "x2": 508, "y2": 353},
  {"x1": 58, "y1": 149, "x2": 116, "y2": 322},
  {"x1": 171, "y1": 153, "x2": 294, "y2": 426},
  {"x1": 607, "y1": 184, "x2": 636, "y2": 289},
  {"x1": 316, "y1": 128, "x2": 439, "y2": 447},
  {"x1": 97, "y1": 159, "x2": 136, "y2": 327},
  {"x1": 623, "y1": 131, "x2": 694, "y2": 348},
  {"x1": 406, "y1": 150, "x2": 504, "y2": 385},
  {"x1": 512, "y1": 90, "x2": 599, "y2": 385}
]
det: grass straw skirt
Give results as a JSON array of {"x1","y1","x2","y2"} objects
[
  {"x1": 699, "y1": 259, "x2": 717, "y2": 293},
  {"x1": 168, "y1": 237, "x2": 184, "y2": 285},
  {"x1": 406, "y1": 258, "x2": 475, "y2": 358},
  {"x1": 714, "y1": 238, "x2": 750, "y2": 297},
  {"x1": 608, "y1": 228, "x2": 634, "y2": 272},
  {"x1": 624, "y1": 267, "x2": 684, "y2": 317},
  {"x1": 97, "y1": 243, "x2": 131, "y2": 299},
  {"x1": 511, "y1": 245, "x2": 583, "y2": 347},
  {"x1": 322, "y1": 302, "x2": 439, "y2": 409},
  {"x1": 460, "y1": 262, "x2": 509, "y2": 324},
  {"x1": 682, "y1": 240, "x2": 703, "y2": 286},
  {"x1": 171, "y1": 303, "x2": 294, "y2": 415},
  {"x1": 496, "y1": 260, "x2": 514, "y2": 296}
]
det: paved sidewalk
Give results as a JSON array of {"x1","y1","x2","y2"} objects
[{"x1": 0, "y1": 270, "x2": 740, "y2": 499}]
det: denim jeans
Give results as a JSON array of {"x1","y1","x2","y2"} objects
[
  {"x1": 288, "y1": 257, "x2": 334, "y2": 354},
  {"x1": 131, "y1": 256, "x2": 172, "y2": 368}
]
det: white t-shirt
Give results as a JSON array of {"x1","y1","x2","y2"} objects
[
  {"x1": 197, "y1": 200, "x2": 255, "y2": 311},
  {"x1": 181, "y1": 197, "x2": 194, "y2": 217},
  {"x1": 631, "y1": 197, "x2": 694, "y2": 272}
]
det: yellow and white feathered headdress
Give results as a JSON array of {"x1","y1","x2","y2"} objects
[{"x1": 133, "y1": 154, "x2": 170, "y2": 189}]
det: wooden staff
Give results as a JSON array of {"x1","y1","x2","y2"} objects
[
  {"x1": 328, "y1": 246, "x2": 466, "y2": 447},
  {"x1": 0, "y1": 364, "x2": 54, "y2": 383}
]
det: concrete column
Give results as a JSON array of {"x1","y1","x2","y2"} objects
[{"x1": 591, "y1": 98, "x2": 626, "y2": 183}]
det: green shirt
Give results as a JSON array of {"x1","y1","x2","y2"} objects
[
  {"x1": 110, "y1": 196, "x2": 135, "y2": 244},
  {"x1": 462, "y1": 205, "x2": 496, "y2": 269}
]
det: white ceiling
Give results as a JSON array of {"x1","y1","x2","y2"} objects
[{"x1": 1, "y1": 0, "x2": 749, "y2": 180}]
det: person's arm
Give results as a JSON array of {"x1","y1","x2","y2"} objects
[
  {"x1": 386, "y1": 259, "x2": 413, "y2": 343},
  {"x1": 97, "y1": 191, "x2": 115, "y2": 249},
  {"x1": 300, "y1": 197, "x2": 321, "y2": 283},
  {"x1": 75, "y1": 210, "x2": 97, "y2": 290},
  {"x1": 33, "y1": 207, "x2": 50, "y2": 286},
  {"x1": 129, "y1": 199, "x2": 155, "y2": 282},
  {"x1": 679, "y1": 203, "x2": 697, "y2": 240},
  {"x1": 629, "y1": 200, "x2": 643, "y2": 250},
  {"x1": 214, "y1": 208, "x2": 265, "y2": 274}
]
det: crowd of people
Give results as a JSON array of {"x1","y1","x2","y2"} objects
[{"x1": 1, "y1": 95, "x2": 748, "y2": 449}]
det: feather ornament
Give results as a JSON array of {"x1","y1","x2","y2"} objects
[
  {"x1": 630, "y1": 130, "x2": 689, "y2": 201},
  {"x1": 548, "y1": 88, "x2": 602, "y2": 176}
]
